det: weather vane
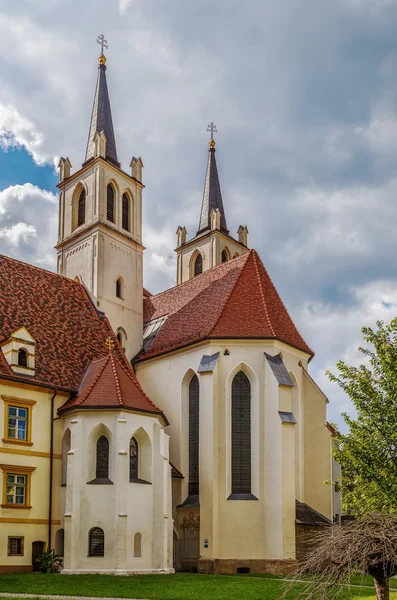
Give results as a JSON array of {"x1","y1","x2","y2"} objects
[
  {"x1": 97, "y1": 33, "x2": 108, "y2": 55},
  {"x1": 206, "y1": 122, "x2": 218, "y2": 140}
]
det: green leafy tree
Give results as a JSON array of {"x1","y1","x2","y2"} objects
[{"x1": 327, "y1": 318, "x2": 397, "y2": 516}]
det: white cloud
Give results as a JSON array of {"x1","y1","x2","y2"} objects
[
  {"x1": 0, "y1": 222, "x2": 36, "y2": 246},
  {"x1": 0, "y1": 104, "x2": 49, "y2": 165}
]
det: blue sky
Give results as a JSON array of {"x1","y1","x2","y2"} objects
[{"x1": 2, "y1": 0, "x2": 397, "y2": 427}]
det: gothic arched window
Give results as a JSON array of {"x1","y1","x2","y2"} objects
[
  {"x1": 122, "y1": 193, "x2": 130, "y2": 232},
  {"x1": 231, "y1": 371, "x2": 251, "y2": 494},
  {"x1": 188, "y1": 374, "x2": 199, "y2": 496},
  {"x1": 134, "y1": 532, "x2": 142, "y2": 557},
  {"x1": 129, "y1": 437, "x2": 139, "y2": 481},
  {"x1": 77, "y1": 189, "x2": 86, "y2": 227},
  {"x1": 194, "y1": 254, "x2": 203, "y2": 277},
  {"x1": 88, "y1": 527, "x2": 104, "y2": 556},
  {"x1": 17, "y1": 349, "x2": 27, "y2": 367},
  {"x1": 107, "y1": 183, "x2": 115, "y2": 223},
  {"x1": 116, "y1": 278, "x2": 122, "y2": 299},
  {"x1": 96, "y1": 436, "x2": 109, "y2": 480},
  {"x1": 221, "y1": 249, "x2": 228, "y2": 263}
]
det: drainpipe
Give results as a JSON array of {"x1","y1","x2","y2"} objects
[{"x1": 48, "y1": 390, "x2": 58, "y2": 549}]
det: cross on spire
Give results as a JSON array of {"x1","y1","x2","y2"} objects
[
  {"x1": 97, "y1": 33, "x2": 108, "y2": 55},
  {"x1": 105, "y1": 336, "x2": 114, "y2": 354},
  {"x1": 206, "y1": 122, "x2": 218, "y2": 141}
]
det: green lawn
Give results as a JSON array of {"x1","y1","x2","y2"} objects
[{"x1": 0, "y1": 573, "x2": 396, "y2": 600}]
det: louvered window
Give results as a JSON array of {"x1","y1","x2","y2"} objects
[
  {"x1": 18, "y1": 349, "x2": 27, "y2": 367},
  {"x1": 107, "y1": 184, "x2": 115, "y2": 223},
  {"x1": 77, "y1": 189, "x2": 85, "y2": 227},
  {"x1": 96, "y1": 436, "x2": 109, "y2": 479},
  {"x1": 194, "y1": 254, "x2": 203, "y2": 277},
  {"x1": 188, "y1": 374, "x2": 199, "y2": 496},
  {"x1": 122, "y1": 193, "x2": 130, "y2": 231},
  {"x1": 129, "y1": 437, "x2": 139, "y2": 481},
  {"x1": 89, "y1": 527, "x2": 104, "y2": 556},
  {"x1": 232, "y1": 371, "x2": 251, "y2": 494}
]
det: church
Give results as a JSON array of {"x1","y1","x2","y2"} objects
[{"x1": 0, "y1": 46, "x2": 335, "y2": 575}]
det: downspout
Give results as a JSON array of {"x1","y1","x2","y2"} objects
[{"x1": 48, "y1": 390, "x2": 58, "y2": 549}]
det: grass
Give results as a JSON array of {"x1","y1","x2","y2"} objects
[{"x1": 0, "y1": 573, "x2": 396, "y2": 600}]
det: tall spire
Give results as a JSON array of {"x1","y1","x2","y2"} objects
[
  {"x1": 84, "y1": 35, "x2": 119, "y2": 167},
  {"x1": 198, "y1": 123, "x2": 228, "y2": 234}
]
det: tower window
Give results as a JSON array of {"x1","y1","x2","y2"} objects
[
  {"x1": 89, "y1": 527, "x2": 104, "y2": 556},
  {"x1": 77, "y1": 189, "x2": 86, "y2": 227},
  {"x1": 129, "y1": 437, "x2": 139, "y2": 481},
  {"x1": 17, "y1": 349, "x2": 27, "y2": 367},
  {"x1": 188, "y1": 374, "x2": 199, "y2": 496},
  {"x1": 96, "y1": 436, "x2": 109, "y2": 480},
  {"x1": 122, "y1": 193, "x2": 130, "y2": 232},
  {"x1": 107, "y1": 184, "x2": 115, "y2": 223},
  {"x1": 221, "y1": 249, "x2": 228, "y2": 263},
  {"x1": 232, "y1": 371, "x2": 251, "y2": 494},
  {"x1": 116, "y1": 278, "x2": 123, "y2": 299},
  {"x1": 194, "y1": 254, "x2": 203, "y2": 277},
  {"x1": 117, "y1": 332, "x2": 122, "y2": 344}
]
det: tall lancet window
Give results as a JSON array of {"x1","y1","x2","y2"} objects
[
  {"x1": 231, "y1": 371, "x2": 251, "y2": 494},
  {"x1": 188, "y1": 374, "x2": 199, "y2": 496},
  {"x1": 78, "y1": 189, "x2": 86, "y2": 227},
  {"x1": 194, "y1": 254, "x2": 203, "y2": 277},
  {"x1": 107, "y1": 184, "x2": 115, "y2": 223},
  {"x1": 96, "y1": 435, "x2": 109, "y2": 480},
  {"x1": 129, "y1": 437, "x2": 139, "y2": 481},
  {"x1": 122, "y1": 193, "x2": 130, "y2": 232}
]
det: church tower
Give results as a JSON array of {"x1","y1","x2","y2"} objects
[
  {"x1": 175, "y1": 124, "x2": 249, "y2": 284},
  {"x1": 56, "y1": 40, "x2": 144, "y2": 359}
]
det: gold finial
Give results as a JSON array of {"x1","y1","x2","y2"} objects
[
  {"x1": 97, "y1": 33, "x2": 108, "y2": 64},
  {"x1": 206, "y1": 122, "x2": 218, "y2": 148},
  {"x1": 105, "y1": 336, "x2": 115, "y2": 354}
]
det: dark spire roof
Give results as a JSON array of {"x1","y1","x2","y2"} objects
[
  {"x1": 198, "y1": 141, "x2": 228, "y2": 234},
  {"x1": 84, "y1": 57, "x2": 120, "y2": 167}
]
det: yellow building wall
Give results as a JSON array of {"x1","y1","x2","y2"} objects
[{"x1": 0, "y1": 380, "x2": 67, "y2": 572}]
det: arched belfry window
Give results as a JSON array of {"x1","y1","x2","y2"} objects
[
  {"x1": 221, "y1": 249, "x2": 228, "y2": 263},
  {"x1": 89, "y1": 527, "x2": 104, "y2": 556},
  {"x1": 17, "y1": 349, "x2": 27, "y2": 367},
  {"x1": 129, "y1": 437, "x2": 139, "y2": 481},
  {"x1": 188, "y1": 374, "x2": 199, "y2": 496},
  {"x1": 107, "y1": 183, "x2": 115, "y2": 223},
  {"x1": 231, "y1": 371, "x2": 251, "y2": 495},
  {"x1": 122, "y1": 193, "x2": 130, "y2": 232},
  {"x1": 77, "y1": 189, "x2": 86, "y2": 227},
  {"x1": 96, "y1": 435, "x2": 109, "y2": 480},
  {"x1": 194, "y1": 254, "x2": 203, "y2": 277},
  {"x1": 116, "y1": 278, "x2": 122, "y2": 299}
]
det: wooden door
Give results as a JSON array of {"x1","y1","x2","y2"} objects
[{"x1": 32, "y1": 541, "x2": 45, "y2": 571}]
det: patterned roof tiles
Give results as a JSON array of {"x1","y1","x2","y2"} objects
[{"x1": 141, "y1": 249, "x2": 313, "y2": 360}]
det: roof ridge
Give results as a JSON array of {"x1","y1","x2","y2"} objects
[
  {"x1": 0, "y1": 254, "x2": 85, "y2": 286},
  {"x1": 206, "y1": 252, "x2": 252, "y2": 338},
  {"x1": 144, "y1": 251, "x2": 251, "y2": 305},
  {"x1": 76, "y1": 355, "x2": 110, "y2": 406},
  {"x1": 110, "y1": 354, "x2": 123, "y2": 406},
  {"x1": 252, "y1": 250, "x2": 276, "y2": 337},
  {"x1": 112, "y1": 352, "x2": 163, "y2": 413}
]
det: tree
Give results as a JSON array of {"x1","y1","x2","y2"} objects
[
  {"x1": 327, "y1": 319, "x2": 397, "y2": 516},
  {"x1": 284, "y1": 513, "x2": 397, "y2": 600}
]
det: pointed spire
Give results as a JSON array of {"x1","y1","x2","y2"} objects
[
  {"x1": 84, "y1": 37, "x2": 119, "y2": 167},
  {"x1": 198, "y1": 124, "x2": 228, "y2": 234}
]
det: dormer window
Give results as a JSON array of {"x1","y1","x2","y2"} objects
[{"x1": 1, "y1": 327, "x2": 36, "y2": 376}]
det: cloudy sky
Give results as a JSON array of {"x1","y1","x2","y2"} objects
[{"x1": 1, "y1": 0, "x2": 397, "y2": 427}]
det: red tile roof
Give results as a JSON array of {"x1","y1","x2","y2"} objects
[
  {"x1": 141, "y1": 249, "x2": 313, "y2": 360},
  {"x1": 60, "y1": 352, "x2": 165, "y2": 420},
  {"x1": 0, "y1": 256, "x2": 165, "y2": 420}
]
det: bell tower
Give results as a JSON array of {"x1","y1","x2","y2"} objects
[
  {"x1": 175, "y1": 123, "x2": 249, "y2": 285},
  {"x1": 56, "y1": 37, "x2": 144, "y2": 359}
]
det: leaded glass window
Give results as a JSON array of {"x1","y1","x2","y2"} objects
[
  {"x1": 129, "y1": 437, "x2": 139, "y2": 481},
  {"x1": 188, "y1": 374, "x2": 199, "y2": 496},
  {"x1": 231, "y1": 371, "x2": 251, "y2": 494},
  {"x1": 6, "y1": 474, "x2": 27, "y2": 505},
  {"x1": 89, "y1": 527, "x2": 104, "y2": 556},
  {"x1": 8, "y1": 406, "x2": 28, "y2": 440},
  {"x1": 96, "y1": 436, "x2": 109, "y2": 479}
]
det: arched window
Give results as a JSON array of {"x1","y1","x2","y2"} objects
[
  {"x1": 96, "y1": 436, "x2": 109, "y2": 480},
  {"x1": 188, "y1": 374, "x2": 199, "y2": 496},
  {"x1": 88, "y1": 527, "x2": 104, "y2": 556},
  {"x1": 221, "y1": 249, "x2": 228, "y2": 263},
  {"x1": 134, "y1": 533, "x2": 142, "y2": 558},
  {"x1": 17, "y1": 349, "x2": 27, "y2": 367},
  {"x1": 122, "y1": 193, "x2": 130, "y2": 232},
  {"x1": 231, "y1": 371, "x2": 251, "y2": 494},
  {"x1": 117, "y1": 332, "x2": 122, "y2": 344},
  {"x1": 77, "y1": 189, "x2": 85, "y2": 227},
  {"x1": 116, "y1": 278, "x2": 122, "y2": 299},
  {"x1": 129, "y1": 437, "x2": 139, "y2": 481},
  {"x1": 62, "y1": 429, "x2": 71, "y2": 486},
  {"x1": 194, "y1": 254, "x2": 203, "y2": 277},
  {"x1": 107, "y1": 183, "x2": 115, "y2": 223}
]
